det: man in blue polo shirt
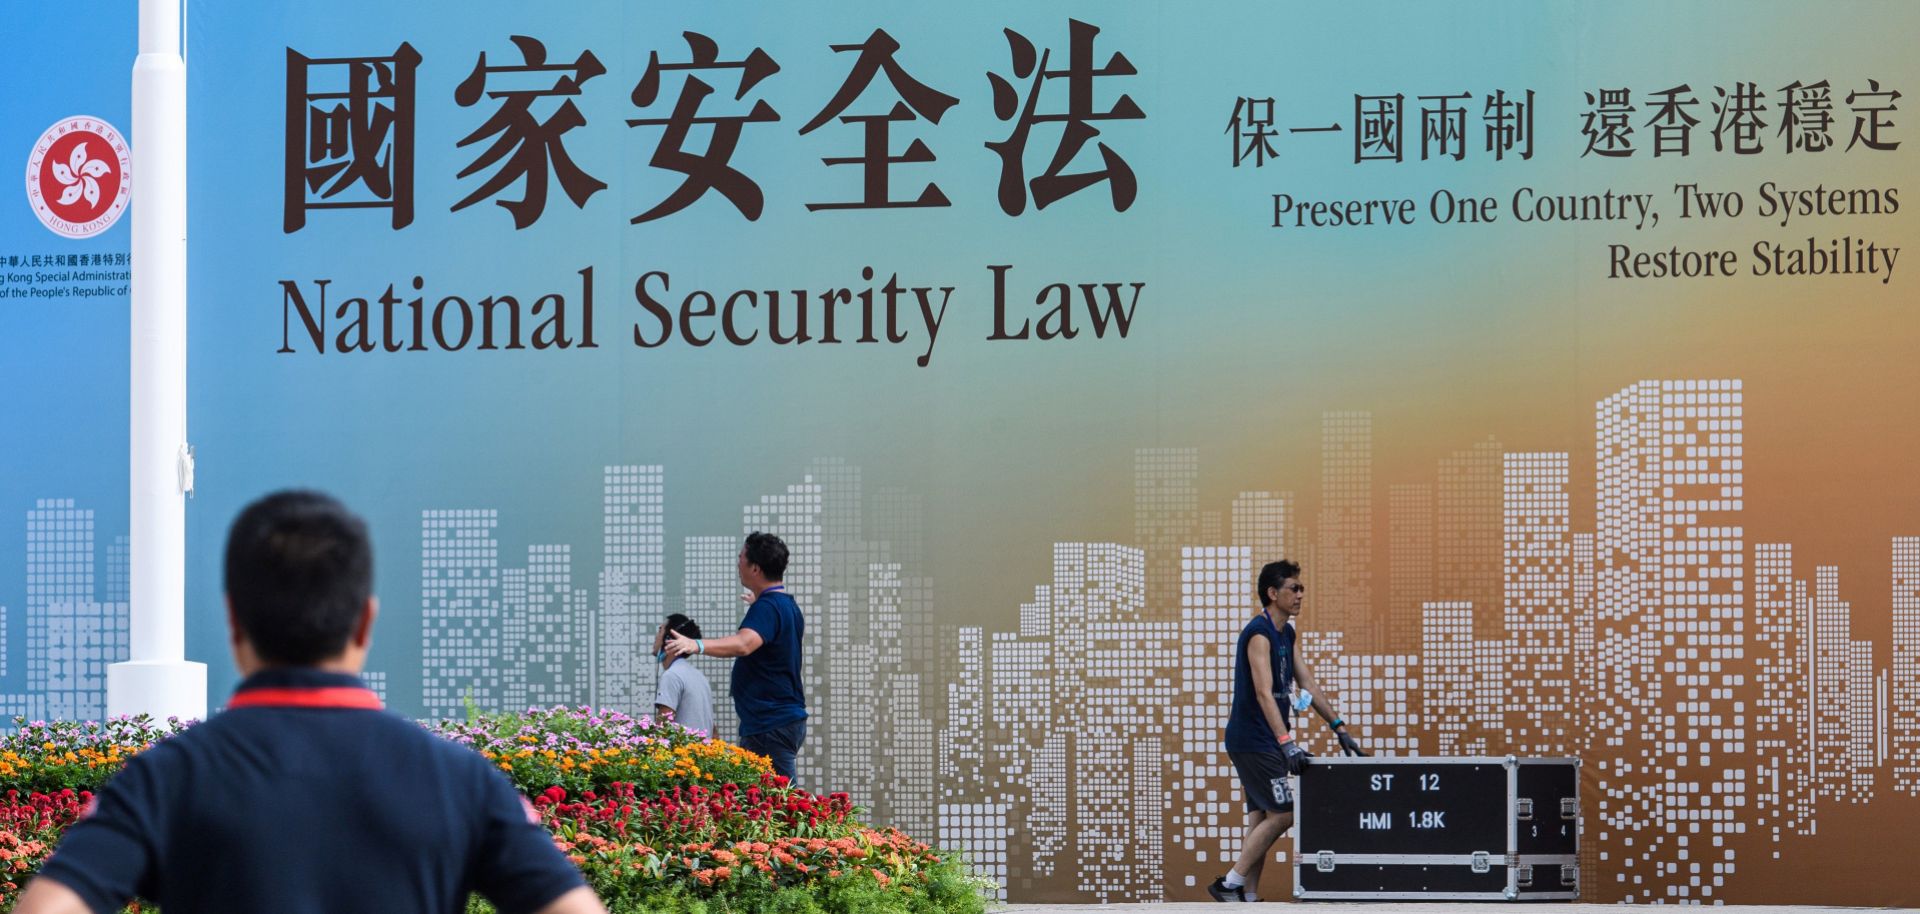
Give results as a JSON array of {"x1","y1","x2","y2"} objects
[
  {"x1": 17, "y1": 491, "x2": 603, "y2": 914},
  {"x1": 664, "y1": 531, "x2": 807, "y2": 785}
]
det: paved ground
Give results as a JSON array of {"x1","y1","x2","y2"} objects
[{"x1": 1000, "y1": 906, "x2": 1912, "y2": 913}]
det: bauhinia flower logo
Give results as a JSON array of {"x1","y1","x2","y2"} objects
[
  {"x1": 24, "y1": 115, "x2": 132, "y2": 239},
  {"x1": 51, "y1": 141, "x2": 111, "y2": 209}
]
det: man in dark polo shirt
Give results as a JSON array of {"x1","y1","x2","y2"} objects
[
  {"x1": 664, "y1": 531, "x2": 807, "y2": 785},
  {"x1": 18, "y1": 491, "x2": 603, "y2": 914}
]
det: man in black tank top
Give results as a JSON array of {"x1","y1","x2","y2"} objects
[{"x1": 1207, "y1": 560, "x2": 1369, "y2": 903}]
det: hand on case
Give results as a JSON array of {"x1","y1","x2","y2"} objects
[{"x1": 1280, "y1": 738, "x2": 1313, "y2": 774}]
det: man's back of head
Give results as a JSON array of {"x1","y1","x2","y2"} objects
[{"x1": 224, "y1": 490, "x2": 373, "y2": 667}]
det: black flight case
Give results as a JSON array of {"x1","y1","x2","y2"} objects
[{"x1": 1292, "y1": 756, "x2": 1580, "y2": 901}]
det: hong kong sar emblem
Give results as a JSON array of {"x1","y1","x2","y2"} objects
[{"x1": 25, "y1": 115, "x2": 131, "y2": 238}]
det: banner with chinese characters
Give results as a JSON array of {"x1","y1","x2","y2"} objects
[{"x1": 6, "y1": 0, "x2": 1920, "y2": 904}]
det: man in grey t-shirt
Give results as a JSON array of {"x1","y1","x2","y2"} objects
[{"x1": 652, "y1": 613, "x2": 715, "y2": 736}]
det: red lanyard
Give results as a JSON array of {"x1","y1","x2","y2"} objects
[{"x1": 226, "y1": 686, "x2": 384, "y2": 710}]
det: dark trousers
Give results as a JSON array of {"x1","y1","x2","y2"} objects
[{"x1": 740, "y1": 720, "x2": 807, "y2": 787}]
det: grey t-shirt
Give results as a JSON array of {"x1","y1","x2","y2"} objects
[{"x1": 654, "y1": 659, "x2": 715, "y2": 736}]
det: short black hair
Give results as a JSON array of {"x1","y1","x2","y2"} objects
[
  {"x1": 1257, "y1": 559, "x2": 1302, "y2": 608},
  {"x1": 742, "y1": 531, "x2": 789, "y2": 581},
  {"x1": 224, "y1": 490, "x2": 373, "y2": 666},
  {"x1": 663, "y1": 612, "x2": 703, "y2": 640}
]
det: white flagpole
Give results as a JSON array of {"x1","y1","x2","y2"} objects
[{"x1": 109, "y1": 0, "x2": 207, "y2": 722}]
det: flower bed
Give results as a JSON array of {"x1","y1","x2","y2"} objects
[
  {"x1": 0, "y1": 789, "x2": 91, "y2": 899},
  {"x1": 0, "y1": 719, "x2": 188, "y2": 794},
  {"x1": 0, "y1": 711, "x2": 989, "y2": 914},
  {"x1": 434, "y1": 707, "x2": 772, "y2": 797},
  {"x1": 515, "y1": 784, "x2": 977, "y2": 914},
  {"x1": 0, "y1": 718, "x2": 184, "y2": 912}
]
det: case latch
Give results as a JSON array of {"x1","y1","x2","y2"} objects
[
  {"x1": 1315, "y1": 851, "x2": 1337, "y2": 873},
  {"x1": 1516, "y1": 864, "x2": 1534, "y2": 887},
  {"x1": 1516, "y1": 798, "x2": 1535, "y2": 820},
  {"x1": 1560, "y1": 797, "x2": 1579, "y2": 819},
  {"x1": 1471, "y1": 851, "x2": 1491, "y2": 874},
  {"x1": 1561, "y1": 864, "x2": 1580, "y2": 886}
]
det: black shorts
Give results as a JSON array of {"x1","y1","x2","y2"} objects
[{"x1": 1229, "y1": 751, "x2": 1295, "y2": 813}]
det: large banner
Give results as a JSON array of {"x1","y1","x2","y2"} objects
[
  {"x1": 6, "y1": 0, "x2": 1919, "y2": 904},
  {"x1": 0, "y1": 7, "x2": 137, "y2": 723}
]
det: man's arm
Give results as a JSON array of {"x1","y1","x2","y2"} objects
[
  {"x1": 1295, "y1": 649, "x2": 1368, "y2": 754},
  {"x1": 469, "y1": 762, "x2": 595, "y2": 914},
  {"x1": 534, "y1": 886, "x2": 607, "y2": 914},
  {"x1": 1292, "y1": 651, "x2": 1335, "y2": 725},
  {"x1": 664, "y1": 628, "x2": 763, "y2": 659},
  {"x1": 25, "y1": 750, "x2": 161, "y2": 914},
  {"x1": 1253, "y1": 635, "x2": 1313, "y2": 773},
  {"x1": 1246, "y1": 633, "x2": 1291, "y2": 742},
  {"x1": 10, "y1": 877, "x2": 93, "y2": 914}
]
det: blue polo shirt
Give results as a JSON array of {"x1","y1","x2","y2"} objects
[
  {"x1": 732, "y1": 586, "x2": 808, "y2": 737},
  {"x1": 35, "y1": 668, "x2": 585, "y2": 914}
]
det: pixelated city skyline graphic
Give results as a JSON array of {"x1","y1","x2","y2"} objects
[{"x1": 8, "y1": 378, "x2": 1918, "y2": 904}]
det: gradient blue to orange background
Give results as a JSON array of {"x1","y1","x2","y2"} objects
[{"x1": 173, "y1": 0, "x2": 1916, "y2": 672}]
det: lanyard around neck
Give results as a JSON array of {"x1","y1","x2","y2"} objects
[{"x1": 227, "y1": 686, "x2": 384, "y2": 710}]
